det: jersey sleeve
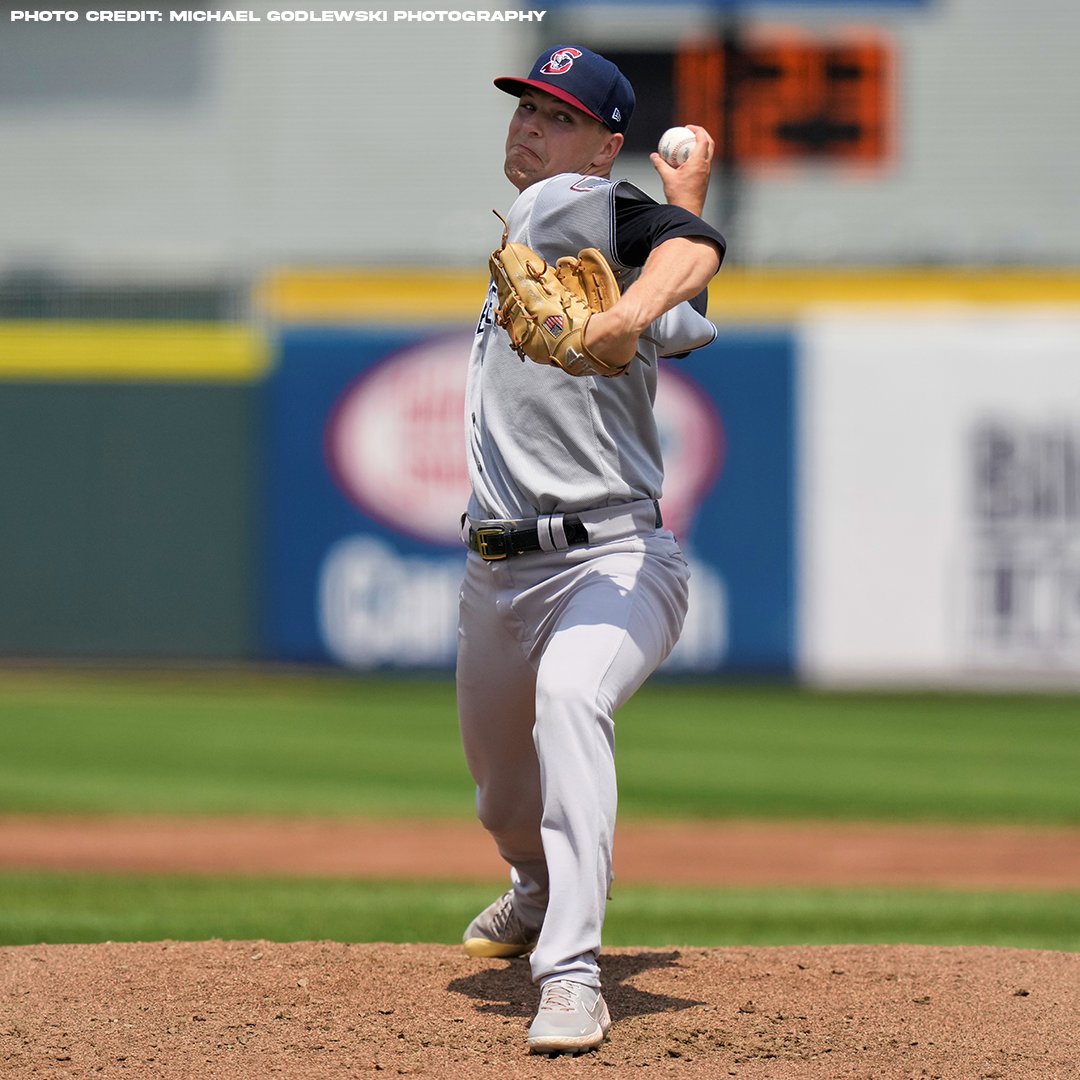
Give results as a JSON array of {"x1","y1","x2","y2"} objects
[
  {"x1": 523, "y1": 175, "x2": 722, "y2": 359},
  {"x1": 612, "y1": 182, "x2": 727, "y2": 271},
  {"x1": 525, "y1": 175, "x2": 622, "y2": 266},
  {"x1": 612, "y1": 181, "x2": 724, "y2": 355}
]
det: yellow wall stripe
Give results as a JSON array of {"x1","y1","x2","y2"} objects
[
  {"x1": 0, "y1": 323, "x2": 268, "y2": 382},
  {"x1": 256, "y1": 267, "x2": 1080, "y2": 324},
  {"x1": 255, "y1": 269, "x2": 489, "y2": 323},
  {"x1": 707, "y1": 268, "x2": 1080, "y2": 321},
  {"x1": 5, "y1": 269, "x2": 1079, "y2": 381}
]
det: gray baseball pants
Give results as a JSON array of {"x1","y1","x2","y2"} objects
[{"x1": 456, "y1": 500, "x2": 690, "y2": 988}]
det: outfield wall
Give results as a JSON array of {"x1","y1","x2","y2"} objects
[
  {"x1": 260, "y1": 269, "x2": 1080, "y2": 685},
  {"x1": 2, "y1": 272, "x2": 1079, "y2": 685},
  {"x1": 0, "y1": 322, "x2": 266, "y2": 660}
]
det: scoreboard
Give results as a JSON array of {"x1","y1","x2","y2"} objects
[{"x1": 609, "y1": 32, "x2": 894, "y2": 167}]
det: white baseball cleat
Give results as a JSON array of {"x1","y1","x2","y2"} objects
[
  {"x1": 462, "y1": 890, "x2": 540, "y2": 959},
  {"x1": 527, "y1": 979, "x2": 611, "y2": 1054}
]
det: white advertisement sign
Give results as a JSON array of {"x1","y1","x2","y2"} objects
[{"x1": 799, "y1": 310, "x2": 1080, "y2": 686}]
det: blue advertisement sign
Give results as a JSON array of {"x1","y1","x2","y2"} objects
[{"x1": 263, "y1": 326, "x2": 795, "y2": 674}]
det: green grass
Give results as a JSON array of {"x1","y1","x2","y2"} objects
[
  {"x1": 618, "y1": 683, "x2": 1080, "y2": 823},
  {"x1": 1, "y1": 872, "x2": 1077, "y2": 952},
  {"x1": 0, "y1": 670, "x2": 471, "y2": 818},
  {"x1": 2, "y1": 670, "x2": 1078, "y2": 953},
  {"x1": 1, "y1": 668, "x2": 1079, "y2": 824}
]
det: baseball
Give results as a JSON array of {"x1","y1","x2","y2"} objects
[{"x1": 658, "y1": 126, "x2": 697, "y2": 167}]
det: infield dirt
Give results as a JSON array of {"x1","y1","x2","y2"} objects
[
  {"x1": 2, "y1": 817, "x2": 1079, "y2": 1078},
  {"x1": 3, "y1": 940, "x2": 1078, "y2": 1079}
]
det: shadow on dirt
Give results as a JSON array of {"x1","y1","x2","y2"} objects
[{"x1": 447, "y1": 950, "x2": 705, "y2": 1020}]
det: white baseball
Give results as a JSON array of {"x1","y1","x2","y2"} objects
[{"x1": 658, "y1": 126, "x2": 697, "y2": 167}]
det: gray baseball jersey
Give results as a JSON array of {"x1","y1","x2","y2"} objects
[{"x1": 465, "y1": 172, "x2": 717, "y2": 522}]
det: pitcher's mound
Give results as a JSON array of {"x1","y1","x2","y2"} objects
[{"x1": 2, "y1": 940, "x2": 1077, "y2": 1079}]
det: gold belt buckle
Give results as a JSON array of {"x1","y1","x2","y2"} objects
[{"x1": 474, "y1": 526, "x2": 508, "y2": 561}]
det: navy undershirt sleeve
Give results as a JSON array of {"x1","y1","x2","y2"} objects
[{"x1": 612, "y1": 193, "x2": 726, "y2": 315}]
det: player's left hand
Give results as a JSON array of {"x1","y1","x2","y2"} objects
[{"x1": 649, "y1": 124, "x2": 715, "y2": 217}]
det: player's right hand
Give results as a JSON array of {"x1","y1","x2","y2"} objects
[{"x1": 649, "y1": 124, "x2": 715, "y2": 217}]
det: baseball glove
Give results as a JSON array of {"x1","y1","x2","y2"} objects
[{"x1": 488, "y1": 212, "x2": 628, "y2": 378}]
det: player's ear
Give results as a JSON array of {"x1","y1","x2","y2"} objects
[{"x1": 592, "y1": 131, "x2": 624, "y2": 172}]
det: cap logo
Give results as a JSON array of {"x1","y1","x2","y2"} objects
[
  {"x1": 539, "y1": 48, "x2": 582, "y2": 76},
  {"x1": 612, "y1": 107, "x2": 621, "y2": 122}
]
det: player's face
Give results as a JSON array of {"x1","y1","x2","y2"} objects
[{"x1": 504, "y1": 88, "x2": 621, "y2": 191}]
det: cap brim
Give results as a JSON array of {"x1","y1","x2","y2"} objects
[{"x1": 494, "y1": 76, "x2": 605, "y2": 127}]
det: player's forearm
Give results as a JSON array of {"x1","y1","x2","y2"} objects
[
  {"x1": 583, "y1": 236, "x2": 720, "y2": 369},
  {"x1": 616, "y1": 236, "x2": 721, "y2": 333}
]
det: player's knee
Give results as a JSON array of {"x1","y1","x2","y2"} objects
[
  {"x1": 537, "y1": 663, "x2": 601, "y2": 708},
  {"x1": 476, "y1": 789, "x2": 541, "y2": 839}
]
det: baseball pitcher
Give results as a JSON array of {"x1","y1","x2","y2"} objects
[{"x1": 457, "y1": 44, "x2": 726, "y2": 1055}]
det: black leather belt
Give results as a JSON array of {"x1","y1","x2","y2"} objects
[
  {"x1": 468, "y1": 516, "x2": 590, "y2": 561},
  {"x1": 466, "y1": 502, "x2": 662, "y2": 561}
]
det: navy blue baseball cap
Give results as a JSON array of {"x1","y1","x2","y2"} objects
[{"x1": 494, "y1": 45, "x2": 635, "y2": 135}]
